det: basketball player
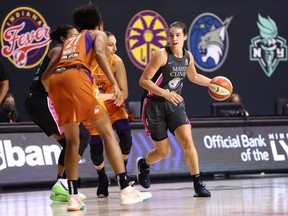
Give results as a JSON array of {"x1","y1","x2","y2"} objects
[
  {"x1": 25, "y1": 24, "x2": 89, "y2": 202},
  {"x1": 0, "y1": 57, "x2": 9, "y2": 104},
  {"x1": 41, "y1": 4, "x2": 151, "y2": 211},
  {"x1": 85, "y1": 31, "x2": 133, "y2": 198},
  {"x1": 137, "y1": 21, "x2": 211, "y2": 197}
]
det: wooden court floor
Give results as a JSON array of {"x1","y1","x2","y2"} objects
[{"x1": 0, "y1": 174, "x2": 287, "y2": 216}]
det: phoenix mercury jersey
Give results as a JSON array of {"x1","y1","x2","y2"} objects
[
  {"x1": 55, "y1": 30, "x2": 97, "y2": 73},
  {"x1": 93, "y1": 54, "x2": 115, "y2": 94},
  {"x1": 146, "y1": 46, "x2": 190, "y2": 100}
]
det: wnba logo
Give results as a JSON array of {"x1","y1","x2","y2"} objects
[
  {"x1": 1, "y1": 7, "x2": 50, "y2": 69},
  {"x1": 125, "y1": 10, "x2": 168, "y2": 70},
  {"x1": 188, "y1": 13, "x2": 232, "y2": 72}
]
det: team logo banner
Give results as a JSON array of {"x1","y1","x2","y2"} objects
[
  {"x1": 249, "y1": 14, "x2": 287, "y2": 77},
  {"x1": 1, "y1": 7, "x2": 50, "y2": 69},
  {"x1": 188, "y1": 13, "x2": 232, "y2": 72},
  {"x1": 126, "y1": 10, "x2": 168, "y2": 70}
]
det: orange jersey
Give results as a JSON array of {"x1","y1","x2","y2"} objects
[
  {"x1": 48, "y1": 30, "x2": 105, "y2": 126},
  {"x1": 85, "y1": 54, "x2": 128, "y2": 135},
  {"x1": 56, "y1": 30, "x2": 97, "y2": 74},
  {"x1": 92, "y1": 55, "x2": 115, "y2": 94}
]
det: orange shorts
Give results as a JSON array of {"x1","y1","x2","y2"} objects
[
  {"x1": 85, "y1": 100, "x2": 128, "y2": 136},
  {"x1": 48, "y1": 68, "x2": 105, "y2": 126}
]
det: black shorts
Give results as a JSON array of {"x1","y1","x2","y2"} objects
[
  {"x1": 25, "y1": 94, "x2": 63, "y2": 137},
  {"x1": 142, "y1": 98, "x2": 190, "y2": 141}
]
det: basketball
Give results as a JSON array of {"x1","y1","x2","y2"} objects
[{"x1": 208, "y1": 76, "x2": 233, "y2": 101}]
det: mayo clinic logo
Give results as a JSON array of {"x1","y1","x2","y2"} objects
[
  {"x1": 1, "y1": 7, "x2": 50, "y2": 69},
  {"x1": 188, "y1": 13, "x2": 232, "y2": 72},
  {"x1": 126, "y1": 10, "x2": 168, "y2": 70}
]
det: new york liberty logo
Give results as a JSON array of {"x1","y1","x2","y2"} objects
[
  {"x1": 1, "y1": 7, "x2": 50, "y2": 69},
  {"x1": 188, "y1": 13, "x2": 232, "y2": 72},
  {"x1": 126, "y1": 10, "x2": 168, "y2": 70},
  {"x1": 250, "y1": 14, "x2": 287, "y2": 77}
]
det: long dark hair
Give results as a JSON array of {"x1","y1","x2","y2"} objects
[{"x1": 50, "y1": 24, "x2": 75, "y2": 43}]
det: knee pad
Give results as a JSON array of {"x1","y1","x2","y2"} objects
[
  {"x1": 116, "y1": 129, "x2": 133, "y2": 155},
  {"x1": 90, "y1": 135, "x2": 104, "y2": 166},
  {"x1": 79, "y1": 123, "x2": 91, "y2": 156}
]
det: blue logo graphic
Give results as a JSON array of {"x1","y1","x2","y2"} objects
[{"x1": 188, "y1": 13, "x2": 232, "y2": 72}]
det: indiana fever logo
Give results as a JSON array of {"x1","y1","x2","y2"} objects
[
  {"x1": 1, "y1": 7, "x2": 50, "y2": 69},
  {"x1": 188, "y1": 13, "x2": 232, "y2": 72},
  {"x1": 126, "y1": 10, "x2": 168, "y2": 70}
]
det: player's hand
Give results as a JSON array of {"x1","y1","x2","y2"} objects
[
  {"x1": 112, "y1": 84, "x2": 123, "y2": 106},
  {"x1": 164, "y1": 91, "x2": 183, "y2": 106},
  {"x1": 99, "y1": 93, "x2": 114, "y2": 101}
]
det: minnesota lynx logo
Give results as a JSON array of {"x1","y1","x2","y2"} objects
[
  {"x1": 188, "y1": 13, "x2": 232, "y2": 72},
  {"x1": 1, "y1": 7, "x2": 50, "y2": 69},
  {"x1": 250, "y1": 14, "x2": 287, "y2": 77}
]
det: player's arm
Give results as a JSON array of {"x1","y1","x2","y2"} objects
[
  {"x1": 139, "y1": 49, "x2": 167, "y2": 96},
  {"x1": 93, "y1": 31, "x2": 122, "y2": 106},
  {"x1": 41, "y1": 46, "x2": 62, "y2": 91},
  {"x1": 186, "y1": 52, "x2": 211, "y2": 87},
  {"x1": 113, "y1": 55, "x2": 128, "y2": 100},
  {"x1": 0, "y1": 79, "x2": 9, "y2": 103},
  {"x1": 139, "y1": 49, "x2": 183, "y2": 106}
]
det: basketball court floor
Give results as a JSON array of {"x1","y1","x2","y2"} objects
[{"x1": 1, "y1": 174, "x2": 287, "y2": 216}]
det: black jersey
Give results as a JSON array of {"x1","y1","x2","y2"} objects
[
  {"x1": 0, "y1": 57, "x2": 9, "y2": 82},
  {"x1": 146, "y1": 46, "x2": 190, "y2": 100},
  {"x1": 29, "y1": 45, "x2": 62, "y2": 96},
  {"x1": 29, "y1": 55, "x2": 50, "y2": 96}
]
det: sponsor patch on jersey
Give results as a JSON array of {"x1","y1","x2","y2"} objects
[
  {"x1": 1, "y1": 7, "x2": 50, "y2": 69},
  {"x1": 125, "y1": 10, "x2": 168, "y2": 70}
]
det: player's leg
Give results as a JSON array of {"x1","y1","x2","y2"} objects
[
  {"x1": 62, "y1": 122, "x2": 86, "y2": 210},
  {"x1": 136, "y1": 138, "x2": 170, "y2": 189},
  {"x1": 113, "y1": 119, "x2": 133, "y2": 171},
  {"x1": 174, "y1": 124, "x2": 211, "y2": 197},
  {"x1": 114, "y1": 119, "x2": 134, "y2": 184},
  {"x1": 136, "y1": 99, "x2": 169, "y2": 188},
  {"x1": 89, "y1": 112, "x2": 152, "y2": 204},
  {"x1": 90, "y1": 135, "x2": 110, "y2": 197}
]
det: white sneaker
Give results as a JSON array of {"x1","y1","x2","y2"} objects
[
  {"x1": 67, "y1": 194, "x2": 86, "y2": 211},
  {"x1": 51, "y1": 178, "x2": 86, "y2": 201},
  {"x1": 52, "y1": 178, "x2": 69, "y2": 196},
  {"x1": 120, "y1": 185, "x2": 152, "y2": 205}
]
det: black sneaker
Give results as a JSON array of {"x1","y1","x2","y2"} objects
[
  {"x1": 193, "y1": 181, "x2": 211, "y2": 197},
  {"x1": 97, "y1": 174, "x2": 110, "y2": 198},
  {"x1": 126, "y1": 172, "x2": 135, "y2": 186},
  {"x1": 136, "y1": 157, "x2": 150, "y2": 188}
]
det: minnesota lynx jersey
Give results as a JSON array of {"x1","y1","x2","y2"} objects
[{"x1": 146, "y1": 46, "x2": 190, "y2": 100}]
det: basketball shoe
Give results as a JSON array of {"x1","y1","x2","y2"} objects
[
  {"x1": 136, "y1": 157, "x2": 150, "y2": 188},
  {"x1": 67, "y1": 194, "x2": 86, "y2": 211},
  {"x1": 193, "y1": 181, "x2": 211, "y2": 197},
  {"x1": 120, "y1": 185, "x2": 152, "y2": 204},
  {"x1": 50, "y1": 178, "x2": 86, "y2": 202},
  {"x1": 97, "y1": 174, "x2": 110, "y2": 198}
]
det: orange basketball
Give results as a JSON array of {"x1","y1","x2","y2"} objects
[{"x1": 208, "y1": 76, "x2": 233, "y2": 101}]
